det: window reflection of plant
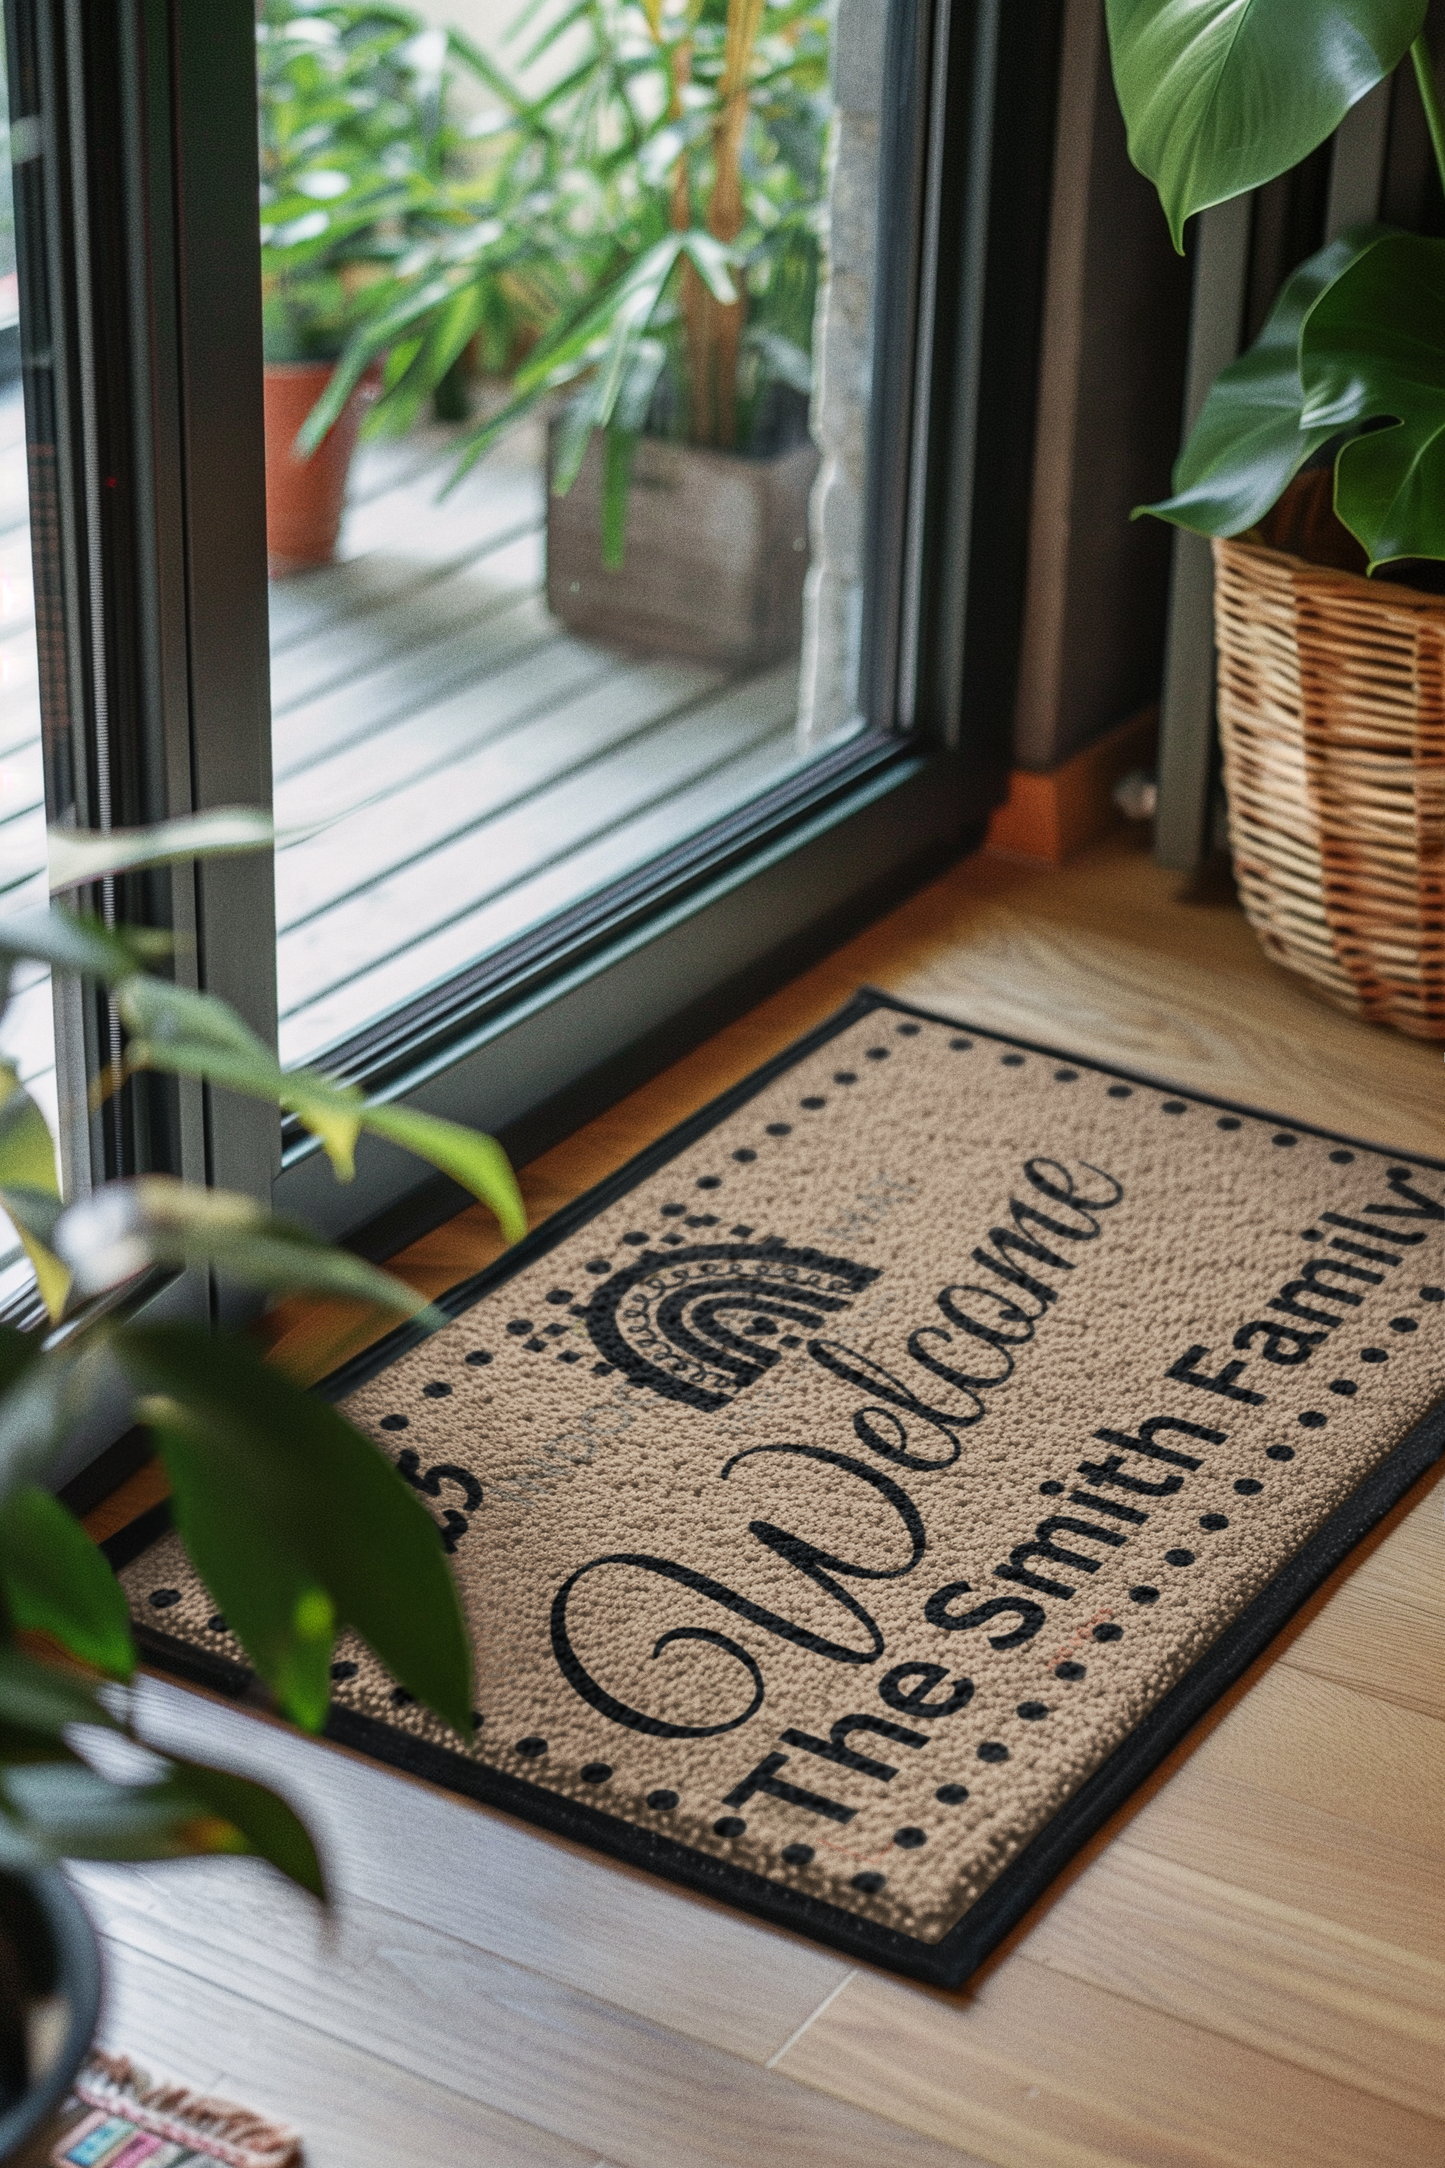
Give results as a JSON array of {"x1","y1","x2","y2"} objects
[{"x1": 303, "y1": 0, "x2": 832, "y2": 563}]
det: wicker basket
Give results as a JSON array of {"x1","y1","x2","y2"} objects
[{"x1": 1213, "y1": 472, "x2": 1445, "y2": 1038}]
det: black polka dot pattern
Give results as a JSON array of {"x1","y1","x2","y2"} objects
[
  {"x1": 894, "y1": 1827, "x2": 927, "y2": 1849},
  {"x1": 647, "y1": 1789, "x2": 678, "y2": 1811},
  {"x1": 936, "y1": 1784, "x2": 970, "y2": 1804},
  {"x1": 852, "y1": 1871, "x2": 886, "y2": 1894},
  {"x1": 1129, "y1": 1586, "x2": 1159, "y2": 1604},
  {"x1": 515, "y1": 1737, "x2": 547, "y2": 1758},
  {"x1": 1234, "y1": 1478, "x2": 1263, "y2": 1495},
  {"x1": 1266, "y1": 1444, "x2": 1295, "y2": 1462},
  {"x1": 1017, "y1": 1702, "x2": 1049, "y2": 1721},
  {"x1": 579, "y1": 1763, "x2": 611, "y2": 1785},
  {"x1": 714, "y1": 1816, "x2": 746, "y2": 1839},
  {"x1": 1199, "y1": 1513, "x2": 1229, "y2": 1530},
  {"x1": 1298, "y1": 1410, "x2": 1327, "y2": 1428},
  {"x1": 782, "y1": 1843, "x2": 814, "y2": 1865},
  {"x1": 1093, "y1": 1622, "x2": 1123, "y2": 1642},
  {"x1": 1217, "y1": 1116, "x2": 1241, "y2": 1130},
  {"x1": 1390, "y1": 1316, "x2": 1419, "y2": 1333},
  {"x1": 1362, "y1": 1347, "x2": 1388, "y2": 1363},
  {"x1": 1056, "y1": 1661, "x2": 1086, "y2": 1680},
  {"x1": 977, "y1": 1741, "x2": 1009, "y2": 1762},
  {"x1": 148, "y1": 1589, "x2": 181, "y2": 1609},
  {"x1": 1165, "y1": 1548, "x2": 1195, "y2": 1568}
]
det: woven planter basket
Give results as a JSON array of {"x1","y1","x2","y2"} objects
[{"x1": 1213, "y1": 470, "x2": 1445, "y2": 1038}]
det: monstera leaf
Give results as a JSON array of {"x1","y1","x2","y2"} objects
[
  {"x1": 1141, "y1": 226, "x2": 1390, "y2": 535},
  {"x1": 1106, "y1": 0, "x2": 1426, "y2": 245},
  {"x1": 1299, "y1": 229, "x2": 1445, "y2": 564}
]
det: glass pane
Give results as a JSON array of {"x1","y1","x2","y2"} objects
[
  {"x1": 0, "y1": 16, "x2": 58, "y2": 1311},
  {"x1": 259, "y1": 0, "x2": 882, "y2": 1070}
]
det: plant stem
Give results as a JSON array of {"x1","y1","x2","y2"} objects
[{"x1": 1410, "y1": 35, "x2": 1445, "y2": 204}]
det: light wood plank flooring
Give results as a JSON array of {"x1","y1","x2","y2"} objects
[{"x1": 84, "y1": 832, "x2": 1445, "y2": 2167}]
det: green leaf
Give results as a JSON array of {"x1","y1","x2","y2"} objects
[
  {"x1": 0, "y1": 1062, "x2": 68, "y2": 1321},
  {"x1": 1105, "y1": 0, "x2": 1425, "y2": 247},
  {"x1": 53, "y1": 1176, "x2": 437, "y2": 1320},
  {"x1": 48, "y1": 808, "x2": 274, "y2": 891},
  {"x1": 115, "y1": 976, "x2": 365, "y2": 1181},
  {"x1": 0, "y1": 1642, "x2": 119, "y2": 1738},
  {"x1": 158, "y1": 1757, "x2": 325, "y2": 1897},
  {"x1": 1142, "y1": 226, "x2": 1389, "y2": 535},
  {"x1": 0, "y1": 1487, "x2": 135, "y2": 1679},
  {"x1": 0, "y1": 907, "x2": 171, "y2": 985},
  {"x1": 360, "y1": 1103, "x2": 525, "y2": 1245},
  {"x1": 0, "y1": 1757, "x2": 322, "y2": 1890},
  {"x1": 116, "y1": 976, "x2": 522, "y2": 1238},
  {"x1": 140, "y1": 1399, "x2": 338, "y2": 1731},
  {"x1": 119, "y1": 1326, "x2": 474, "y2": 1738},
  {"x1": 1300, "y1": 228, "x2": 1445, "y2": 563}
]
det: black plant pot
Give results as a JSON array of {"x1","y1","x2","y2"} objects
[{"x1": 0, "y1": 1870, "x2": 102, "y2": 2167}]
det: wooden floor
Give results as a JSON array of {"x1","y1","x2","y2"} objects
[{"x1": 83, "y1": 830, "x2": 1445, "y2": 2168}]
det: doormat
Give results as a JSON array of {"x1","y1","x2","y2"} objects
[{"x1": 113, "y1": 992, "x2": 1445, "y2": 1988}]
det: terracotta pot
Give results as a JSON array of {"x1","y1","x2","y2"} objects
[{"x1": 263, "y1": 360, "x2": 368, "y2": 576}]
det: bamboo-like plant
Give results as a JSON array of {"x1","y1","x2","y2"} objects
[
  {"x1": 305, "y1": 0, "x2": 831, "y2": 563},
  {"x1": 1108, "y1": 1, "x2": 1445, "y2": 569},
  {"x1": 0, "y1": 813, "x2": 523, "y2": 1896}
]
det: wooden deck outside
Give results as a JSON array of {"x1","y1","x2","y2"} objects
[
  {"x1": 271, "y1": 417, "x2": 813, "y2": 1070},
  {"x1": 84, "y1": 832, "x2": 1445, "y2": 2168}
]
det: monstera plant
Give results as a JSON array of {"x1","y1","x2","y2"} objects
[
  {"x1": 1107, "y1": 0, "x2": 1445, "y2": 569},
  {"x1": 0, "y1": 812, "x2": 523, "y2": 1896}
]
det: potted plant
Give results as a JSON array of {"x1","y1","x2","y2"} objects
[
  {"x1": 305, "y1": 0, "x2": 831, "y2": 668},
  {"x1": 1106, "y1": 0, "x2": 1445, "y2": 1037},
  {"x1": 0, "y1": 811, "x2": 523, "y2": 2159},
  {"x1": 259, "y1": 0, "x2": 477, "y2": 571}
]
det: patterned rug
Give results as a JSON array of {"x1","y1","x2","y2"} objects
[{"x1": 116, "y1": 992, "x2": 1445, "y2": 1986}]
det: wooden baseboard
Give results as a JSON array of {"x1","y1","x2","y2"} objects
[{"x1": 986, "y1": 705, "x2": 1158, "y2": 863}]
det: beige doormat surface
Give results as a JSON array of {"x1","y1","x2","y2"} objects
[{"x1": 116, "y1": 993, "x2": 1445, "y2": 1985}]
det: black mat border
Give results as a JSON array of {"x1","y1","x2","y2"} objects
[{"x1": 112, "y1": 992, "x2": 1445, "y2": 1989}]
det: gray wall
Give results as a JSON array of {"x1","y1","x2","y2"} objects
[{"x1": 1011, "y1": 0, "x2": 1192, "y2": 773}]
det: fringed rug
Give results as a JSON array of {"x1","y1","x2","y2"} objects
[{"x1": 116, "y1": 993, "x2": 1445, "y2": 1986}]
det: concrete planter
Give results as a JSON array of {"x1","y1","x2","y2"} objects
[
  {"x1": 546, "y1": 427, "x2": 820, "y2": 669},
  {"x1": 263, "y1": 361, "x2": 370, "y2": 576}
]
